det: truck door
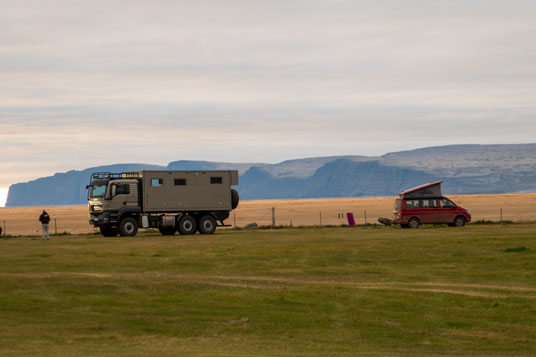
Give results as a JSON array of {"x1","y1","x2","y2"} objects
[{"x1": 109, "y1": 181, "x2": 138, "y2": 209}]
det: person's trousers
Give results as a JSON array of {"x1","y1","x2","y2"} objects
[{"x1": 42, "y1": 224, "x2": 50, "y2": 240}]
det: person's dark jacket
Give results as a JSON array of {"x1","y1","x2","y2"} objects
[{"x1": 39, "y1": 212, "x2": 50, "y2": 224}]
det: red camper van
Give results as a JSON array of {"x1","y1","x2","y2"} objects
[{"x1": 393, "y1": 181, "x2": 471, "y2": 228}]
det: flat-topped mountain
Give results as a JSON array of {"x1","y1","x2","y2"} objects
[{"x1": 6, "y1": 144, "x2": 536, "y2": 206}]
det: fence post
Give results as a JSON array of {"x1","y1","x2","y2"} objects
[
  {"x1": 2, "y1": 220, "x2": 5, "y2": 237},
  {"x1": 54, "y1": 218, "x2": 57, "y2": 235},
  {"x1": 272, "y1": 207, "x2": 275, "y2": 228},
  {"x1": 233, "y1": 214, "x2": 236, "y2": 228},
  {"x1": 364, "y1": 210, "x2": 367, "y2": 225},
  {"x1": 500, "y1": 208, "x2": 503, "y2": 223},
  {"x1": 319, "y1": 212, "x2": 322, "y2": 227}
]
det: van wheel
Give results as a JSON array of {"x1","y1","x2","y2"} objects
[
  {"x1": 178, "y1": 215, "x2": 197, "y2": 235},
  {"x1": 408, "y1": 217, "x2": 420, "y2": 229},
  {"x1": 100, "y1": 226, "x2": 118, "y2": 237},
  {"x1": 453, "y1": 216, "x2": 466, "y2": 227},
  {"x1": 159, "y1": 226, "x2": 176, "y2": 235},
  {"x1": 119, "y1": 217, "x2": 138, "y2": 236},
  {"x1": 198, "y1": 215, "x2": 217, "y2": 234}
]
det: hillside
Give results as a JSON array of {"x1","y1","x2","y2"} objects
[{"x1": 6, "y1": 144, "x2": 536, "y2": 206}]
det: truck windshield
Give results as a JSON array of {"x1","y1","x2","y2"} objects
[{"x1": 89, "y1": 184, "x2": 107, "y2": 198}]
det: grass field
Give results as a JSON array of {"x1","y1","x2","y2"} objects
[
  {"x1": 0, "y1": 224, "x2": 535, "y2": 355},
  {"x1": 1, "y1": 193, "x2": 536, "y2": 236}
]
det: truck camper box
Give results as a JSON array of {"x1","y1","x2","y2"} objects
[{"x1": 129, "y1": 170, "x2": 239, "y2": 212}]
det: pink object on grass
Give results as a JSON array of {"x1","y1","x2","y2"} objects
[{"x1": 347, "y1": 213, "x2": 356, "y2": 226}]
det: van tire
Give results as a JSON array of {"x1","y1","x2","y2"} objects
[
  {"x1": 198, "y1": 215, "x2": 217, "y2": 234},
  {"x1": 231, "y1": 189, "x2": 240, "y2": 209},
  {"x1": 453, "y1": 216, "x2": 466, "y2": 227},
  {"x1": 100, "y1": 226, "x2": 118, "y2": 237},
  {"x1": 119, "y1": 217, "x2": 138, "y2": 236},
  {"x1": 408, "y1": 217, "x2": 420, "y2": 229},
  {"x1": 178, "y1": 215, "x2": 197, "y2": 235}
]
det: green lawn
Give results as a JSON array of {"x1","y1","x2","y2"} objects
[{"x1": 0, "y1": 224, "x2": 535, "y2": 356}]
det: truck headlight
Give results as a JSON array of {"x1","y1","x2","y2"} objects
[{"x1": 465, "y1": 210, "x2": 471, "y2": 215}]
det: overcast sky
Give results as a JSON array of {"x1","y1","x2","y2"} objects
[{"x1": 1, "y1": 0, "x2": 535, "y2": 206}]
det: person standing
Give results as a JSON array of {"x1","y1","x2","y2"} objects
[{"x1": 39, "y1": 210, "x2": 51, "y2": 240}]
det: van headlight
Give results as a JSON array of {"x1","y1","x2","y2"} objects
[{"x1": 465, "y1": 209, "x2": 471, "y2": 215}]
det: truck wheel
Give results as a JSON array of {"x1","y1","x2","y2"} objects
[
  {"x1": 453, "y1": 216, "x2": 466, "y2": 227},
  {"x1": 178, "y1": 215, "x2": 196, "y2": 235},
  {"x1": 119, "y1": 217, "x2": 138, "y2": 236},
  {"x1": 408, "y1": 217, "x2": 420, "y2": 229},
  {"x1": 198, "y1": 215, "x2": 217, "y2": 234},
  {"x1": 100, "y1": 226, "x2": 118, "y2": 237},
  {"x1": 159, "y1": 226, "x2": 176, "y2": 235},
  {"x1": 231, "y1": 189, "x2": 239, "y2": 209}
]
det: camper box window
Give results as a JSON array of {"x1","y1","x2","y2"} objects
[
  {"x1": 174, "y1": 178, "x2": 187, "y2": 186},
  {"x1": 151, "y1": 178, "x2": 163, "y2": 187},
  {"x1": 210, "y1": 177, "x2": 223, "y2": 184}
]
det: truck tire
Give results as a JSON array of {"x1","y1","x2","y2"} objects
[
  {"x1": 453, "y1": 216, "x2": 466, "y2": 227},
  {"x1": 198, "y1": 215, "x2": 217, "y2": 234},
  {"x1": 119, "y1": 217, "x2": 138, "y2": 236},
  {"x1": 159, "y1": 226, "x2": 176, "y2": 235},
  {"x1": 178, "y1": 215, "x2": 196, "y2": 235},
  {"x1": 231, "y1": 189, "x2": 239, "y2": 209},
  {"x1": 408, "y1": 217, "x2": 420, "y2": 229},
  {"x1": 100, "y1": 226, "x2": 118, "y2": 237}
]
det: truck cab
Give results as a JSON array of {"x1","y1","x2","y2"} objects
[{"x1": 88, "y1": 173, "x2": 142, "y2": 236}]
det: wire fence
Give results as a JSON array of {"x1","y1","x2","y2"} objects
[
  {"x1": 229, "y1": 207, "x2": 536, "y2": 229},
  {"x1": 1, "y1": 203, "x2": 535, "y2": 237}
]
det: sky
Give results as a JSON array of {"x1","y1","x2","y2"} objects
[{"x1": 1, "y1": 0, "x2": 535, "y2": 206}]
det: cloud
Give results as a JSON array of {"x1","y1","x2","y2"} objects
[{"x1": 0, "y1": 0, "x2": 535, "y2": 189}]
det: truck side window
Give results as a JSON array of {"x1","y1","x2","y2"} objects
[
  {"x1": 151, "y1": 179, "x2": 163, "y2": 187},
  {"x1": 116, "y1": 184, "x2": 130, "y2": 195},
  {"x1": 174, "y1": 178, "x2": 186, "y2": 186},
  {"x1": 210, "y1": 177, "x2": 222, "y2": 184}
]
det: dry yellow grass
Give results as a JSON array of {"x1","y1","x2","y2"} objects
[{"x1": 0, "y1": 193, "x2": 535, "y2": 235}]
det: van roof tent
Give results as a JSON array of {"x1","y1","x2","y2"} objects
[{"x1": 399, "y1": 181, "x2": 443, "y2": 199}]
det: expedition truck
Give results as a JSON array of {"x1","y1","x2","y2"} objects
[
  {"x1": 87, "y1": 170, "x2": 239, "y2": 237},
  {"x1": 392, "y1": 181, "x2": 471, "y2": 228}
]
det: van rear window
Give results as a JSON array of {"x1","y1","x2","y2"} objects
[{"x1": 405, "y1": 200, "x2": 419, "y2": 209}]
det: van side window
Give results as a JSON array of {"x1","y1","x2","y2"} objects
[
  {"x1": 116, "y1": 184, "x2": 130, "y2": 195},
  {"x1": 151, "y1": 179, "x2": 163, "y2": 187},
  {"x1": 174, "y1": 178, "x2": 186, "y2": 186},
  {"x1": 421, "y1": 199, "x2": 438, "y2": 208},
  {"x1": 210, "y1": 177, "x2": 223, "y2": 184},
  {"x1": 405, "y1": 200, "x2": 419, "y2": 209},
  {"x1": 440, "y1": 199, "x2": 456, "y2": 208}
]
